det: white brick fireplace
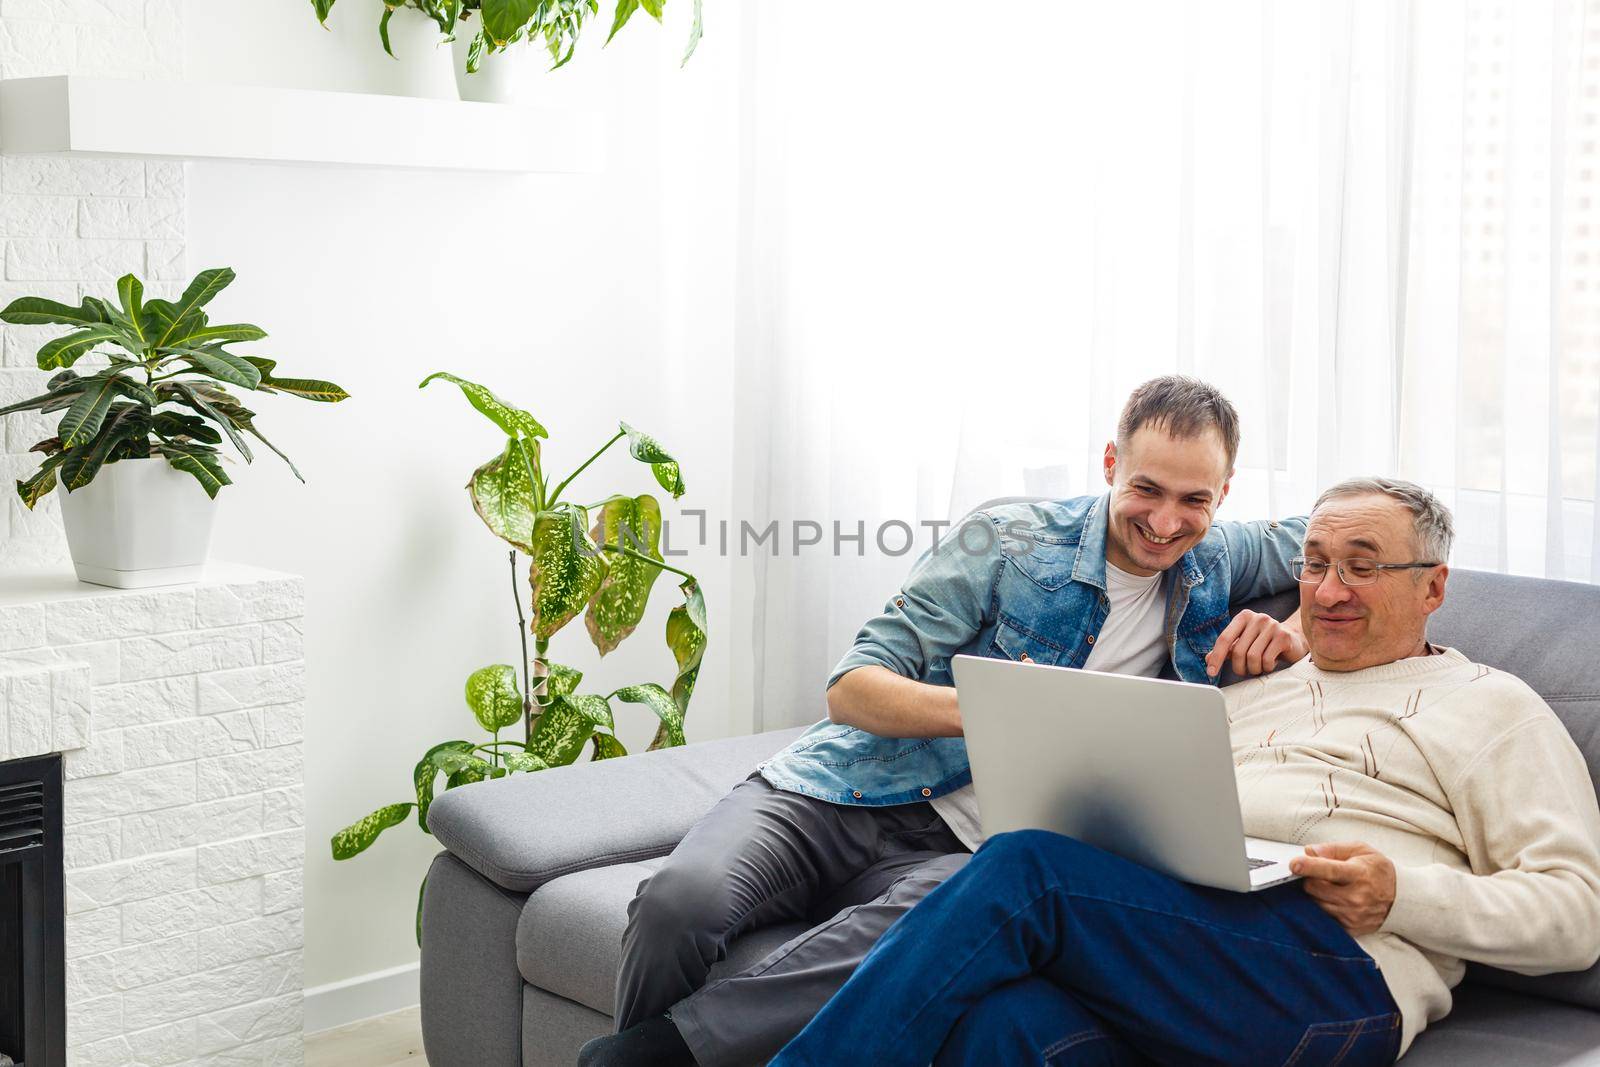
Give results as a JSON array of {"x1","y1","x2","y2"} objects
[{"x1": 0, "y1": 564, "x2": 307, "y2": 1065}]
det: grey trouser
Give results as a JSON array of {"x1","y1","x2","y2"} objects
[{"x1": 615, "y1": 772, "x2": 970, "y2": 1067}]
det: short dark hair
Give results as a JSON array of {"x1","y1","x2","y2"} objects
[{"x1": 1116, "y1": 376, "x2": 1241, "y2": 473}]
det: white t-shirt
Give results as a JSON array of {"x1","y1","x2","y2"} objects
[{"x1": 930, "y1": 562, "x2": 1170, "y2": 850}]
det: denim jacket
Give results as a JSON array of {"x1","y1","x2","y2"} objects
[{"x1": 758, "y1": 494, "x2": 1306, "y2": 806}]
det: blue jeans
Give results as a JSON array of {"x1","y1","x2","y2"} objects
[{"x1": 772, "y1": 831, "x2": 1402, "y2": 1067}]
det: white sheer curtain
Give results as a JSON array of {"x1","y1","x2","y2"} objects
[{"x1": 721, "y1": 0, "x2": 1600, "y2": 730}]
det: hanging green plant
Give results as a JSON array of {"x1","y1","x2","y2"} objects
[{"x1": 310, "y1": 0, "x2": 703, "y2": 72}]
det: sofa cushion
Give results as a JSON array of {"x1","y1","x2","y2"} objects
[
  {"x1": 1400, "y1": 983, "x2": 1600, "y2": 1066},
  {"x1": 428, "y1": 727, "x2": 803, "y2": 894},
  {"x1": 516, "y1": 857, "x2": 810, "y2": 1016}
]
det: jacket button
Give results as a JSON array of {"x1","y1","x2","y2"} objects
[
  {"x1": 852, "y1": 790, "x2": 863, "y2": 799},
  {"x1": 921, "y1": 787, "x2": 932, "y2": 797},
  {"x1": 1086, "y1": 634, "x2": 1095, "y2": 644},
  {"x1": 1019, "y1": 652, "x2": 1033, "y2": 663},
  {"x1": 894, "y1": 597, "x2": 906, "y2": 608}
]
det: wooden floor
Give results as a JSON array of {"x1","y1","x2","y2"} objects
[{"x1": 306, "y1": 1006, "x2": 427, "y2": 1067}]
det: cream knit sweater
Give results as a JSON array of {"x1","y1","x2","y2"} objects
[{"x1": 1227, "y1": 647, "x2": 1600, "y2": 1056}]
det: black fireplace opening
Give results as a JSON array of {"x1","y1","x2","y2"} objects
[{"x1": 0, "y1": 754, "x2": 64, "y2": 1067}]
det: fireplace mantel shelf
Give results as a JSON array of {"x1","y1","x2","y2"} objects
[{"x1": 0, "y1": 75, "x2": 604, "y2": 173}]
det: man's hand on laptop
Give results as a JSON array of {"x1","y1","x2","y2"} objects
[
  {"x1": 1289, "y1": 842, "x2": 1397, "y2": 936},
  {"x1": 1205, "y1": 610, "x2": 1308, "y2": 678}
]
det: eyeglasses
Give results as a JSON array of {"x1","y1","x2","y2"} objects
[{"x1": 1290, "y1": 556, "x2": 1441, "y2": 587}]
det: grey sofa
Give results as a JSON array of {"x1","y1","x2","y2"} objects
[{"x1": 420, "y1": 567, "x2": 1600, "y2": 1066}]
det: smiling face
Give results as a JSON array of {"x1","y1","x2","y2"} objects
[
  {"x1": 1102, "y1": 424, "x2": 1232, "y2": 576},
  {"x1": 1299, "y1": 494, "x2": 1448, "y2": 672}
]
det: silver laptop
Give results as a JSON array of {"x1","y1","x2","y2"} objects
[{"x1": 951, "y1": 654, "x2": 1302, "y2": 892}]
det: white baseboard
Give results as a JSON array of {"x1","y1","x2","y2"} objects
[{"x1": 303, "y1": 961, "x2": 421, "y2": 1034}]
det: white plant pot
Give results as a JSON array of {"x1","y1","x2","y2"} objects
[
  {"x1": 384, "y1": 8, "x2": 458, "y2": 101},
  {"x1": 57, "y1": 458, "x2": 219, "y2": 589},
  {"x1": 451, "y1": 23, "x2": 537, "y2": 104}
]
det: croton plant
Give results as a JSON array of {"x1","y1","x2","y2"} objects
[
  {"x1": 331, "y1": 371, "x2": 705, "y2": 942},
  {"x1": 0, "y1": 268, "x2": 347, "y2": 503}
]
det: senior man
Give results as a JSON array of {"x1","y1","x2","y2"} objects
[{"x1": 773, "y1": 477, "x2": 1600, "y2": 1067}]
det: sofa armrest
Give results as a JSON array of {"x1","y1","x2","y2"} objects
[{"x1": 426, "y1": 727, "x2": 804, "y2": 894}]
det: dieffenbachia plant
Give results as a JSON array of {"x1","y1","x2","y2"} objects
[
  {"x1": 330, "y1": 371, "x2": 706, "y2": 943},
  {"x1": 309, "y1": 0, "x2": 702, "y2": 73},
  {"x1": 0, "y1": 269, "x2": 348, "y2": 503}
]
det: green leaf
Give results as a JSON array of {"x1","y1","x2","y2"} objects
[
  {"x1": 380, "y1": 3, "x2": 399, "y2": 56},
  {"x1": 414, "y1": 739, "x2": 474, "y2": 831},
  {"x1": 313, "y1": 0, "x2": 338, "y2": 24},
  {"x1": 174, "y1": 323, "x2": 268, "y2": 347},
  {"x1": 0, "y1": 295, "x2": 110, "y2": 328},
  {"x1": 116, "y1": 274, "x2": 145, "y2": 340},
  {"x1": 563, "y1": 692, "x2": 613, "y2": 730},
  {"x1": 151, "y1": 410, "x2": 223, "y2": 445},
  {"x1": 57, "y1": 375, "x2": 121, "y2": 447},
  {"x1": 60, "y1": 405, "x2": 148, "y2": 492},
  {"x1": 620, "y1": 421, "x2": 685, "y2": 497},
  {"x1": 525, "y1": 698, "x2": 597, "y2": 767},
  {"x1": 479, "y1": 0, "x2": 542, "y2": 45},
  {"x1": 419, "y1": 371, "x2": 546, "y2": 439},
  {"x1": 590, "y1": 732, "x2": 628, "y2": 760},
  {"x1": 441, "y1": 747, "x2": 495, "y2": 788},
  {"x1": 169, "y1": 346, "x2": 263, "y2": 390},
  {"x1": 16, "y1": 452, "x2": 65, "y2": 510},
  {"x1": 502, "y1": 749, "x2": 549, "y2": 773},
  {"x1": 528, "y1": 507, "x2": 608, "y2": 640},
  {"x1": 613, "y1": 682, "x2": 685, "y2": 750},
  {"x1": 331, "y1": 801, "x2": 415, "y2": 860},
  {"x1": 108, "y1": 374, "x2": 158, "y2": 408},
  {"x1": 230, "y1": 408, "x2": 305, "y2": 483},
  {"x1": 157, "y1": 442, "x2": 231, "y2": 498},
  {"x1": 0, "y1": 382, "x2": 80, "y2": 419},
  {"x1": 139, "y1": 299, "x2": 182, "y2": 344},
  {"x1": 469, "y1": 438, "x2": 538, "y2": 551},
  {"x1": 639, "y1": 0, "x2": 663, "y2": 19},
  {"x1": 543, "y1": 661, "x2": 582, "y2": 699},
  {"x1": 154, "y1": 268, "x2": 235, "y2": 349},
  {"x1": 585, "y1": 494, "x2": 663, "y2": 655},
  {"x1": 258, "y1": 376, "x2": 349, "y2": 403},
  {"x1": 162, "y1": 382, "x2": 250, "y2": 460},
  {"x1": 681, "y1": 0, "x2": 701, "y2": 65},
  {"x1": 465, "y1": 664, "x2": 524, "y2": 732},
  {"x1": 666, "y1": 576, "x2": 707, "y2": 715},
  {"x1": 36, "y1": 324, "x2": 130, "y2": 370},
  {"x1": 606, "y1": 0, "x2": 639, "y2": 42}
]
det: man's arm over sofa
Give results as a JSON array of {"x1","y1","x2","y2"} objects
[{"x1": 1217, "y1": 515, "x2": 1308, "y2": 606}]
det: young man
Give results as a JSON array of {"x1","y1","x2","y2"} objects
[
  {"x1": 772, "y1": 479, "x2": 1600, "y2": 1067},
  {"x1": 580, "y1": 377, "x2": 1309, "y2": 1067}
]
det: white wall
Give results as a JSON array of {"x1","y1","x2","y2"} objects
[{"x1": 181, "y1": 0, "x2": 742, "y2": 1003}]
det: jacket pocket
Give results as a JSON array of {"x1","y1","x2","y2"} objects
[
  {"x1": 991, "y1": 616, "x2": 1067, "y2": 664},
  {"x1": 1004, "y1": 542, "x2": 1077, "y2": 592},
  {"x1": 1180, "y1": 610, "x2": 1231, "y2": 660}
]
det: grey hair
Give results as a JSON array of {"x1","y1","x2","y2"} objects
[{"x1": 1312, "y1": 477, "x2": 1454, "y2": 564}]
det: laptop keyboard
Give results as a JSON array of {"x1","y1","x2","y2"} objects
[{"x1": 1246, "y1": 857, "x2": 1277, "y2": 870}]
